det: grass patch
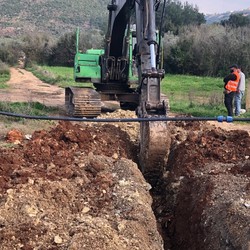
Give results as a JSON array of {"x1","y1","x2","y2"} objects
[
  {"x1": 0, "y1": 79, "x2": 9, "y2": 89},
  {"x1": 161, "y1": 74, "x2": 250, "y2": 117},
  {"x1": 162, "y1": 74, "x2": 222, "y2": 92},
  {"x1": 27, "y1": 65, "x2": 67, "y2": 85},
  {"x1": 0, "y1": 61, "x2": 10, "y2": 87},
  {"x1": 27, "y1": 66, "x2": 249, "y2": 118},
  {"x1": 27, "y1": 65, "x2": 90, "y2": 88},
  {"x1": 170, "y1": 100, "x2": 226, "y2": 117},
  {"x1": 0, "y1": 101, "x2": 60, "y2": 118}
]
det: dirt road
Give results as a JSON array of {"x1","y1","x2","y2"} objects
[{"x1": 0, "y1": 67, "x2": 65, "y2": 107}]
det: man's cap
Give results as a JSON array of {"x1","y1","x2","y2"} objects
[{"x1": 229, "y1": 64, "x2": 238, "y2": 69}]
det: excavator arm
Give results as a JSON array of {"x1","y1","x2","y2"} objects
[
  {"x1": 134, "y1": 0, "x2": 166, "y2": 116},
  {"x1": 66, "y1": 0, "x2": 170, "y2": 182},
  {"x1": 102, "y1": 0, "x2": 166, "y2": 115},
  {"x1": 102, "y1": 0, "x2": 170, "y2": 182},
  {"x1": 134, "y1": 0, "x2": 170, "y2": 182}
]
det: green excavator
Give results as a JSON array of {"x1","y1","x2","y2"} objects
[
  {"x1": 65, "y1": 26, "x2": 139, "y2": 117},
  {"x1": 65, "y1": 0, "x2": 170, "y2": 181}
]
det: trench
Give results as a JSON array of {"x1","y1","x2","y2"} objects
[
  {"x1": 0, "y1": 111, "x2": 248, "y2": 249},
  {"x1": 138, "y1": 149, "x2": 202, "y2": 250},
  {"x1": 135, "y1": 120, "x2": 250, "y2": 250},
  {"x1": 134, "y1": 121, "x2": 207, "y2": 250},
  {"x1": 135, "y1": 140, "x2": 182, "y2": 250},
  {"x1": 136, "y1": 142, "x2": 207, "y2": 250},
  {"x1": 146, "y1": 166, "x2": 209, "y2": 250}
]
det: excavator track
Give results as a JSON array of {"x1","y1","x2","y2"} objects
[
  {"x1": 139, "y1": 119, "x2": 171, "y2": 185},
  {"x1": 65, "y1": 87, "x2": 101, "y2": 117}
]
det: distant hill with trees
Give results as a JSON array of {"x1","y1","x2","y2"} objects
[
  {"x1": 0, "y1": 0, "x2": 109, "y2": 37},
  {"x1": 0, "y1": 0, "x2": 250, "y2": 77},
  {"x1": 205, "y1": 8, "x2": 250, "y2": 24},
  {"x1": 0, "y1": 0, "x2": 205, "y2": 38},
  {"x1": 157, "y1": 0, "x2": 205, "y2": 34}
]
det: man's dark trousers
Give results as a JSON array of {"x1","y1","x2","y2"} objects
[{"x1": 224, "y1": 91, "x2": 235, "y2": 116}]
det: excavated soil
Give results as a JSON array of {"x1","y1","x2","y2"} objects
[
  {"x1": 154, "y1": 121, "x2": 250, "y2": 250},
  {"x1": 0, "y1": 68, "x2": 249, "y2": 249},
  {"x1": 0, "y1": 120, "x2": 165, "y2": 250}
]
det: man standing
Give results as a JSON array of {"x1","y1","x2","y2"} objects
[
  {"x1": 234, "y1": 67, "x2": 246, "y2": 116},
  {"x1": 223, "y1": 64, "x2": 240, "y2": 116}
]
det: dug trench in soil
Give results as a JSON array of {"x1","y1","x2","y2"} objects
[
  {"x1": 0, "y1": 110, "x2": 249, "y2": 249},
  {"x1": 151, "y1": 120, "x2": 250, "y2": 250},
  {"x1": 0, "y1": 116, "x2": 164, "y2": 250}
]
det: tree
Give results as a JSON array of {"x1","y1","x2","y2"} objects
[
  {"x1": 163, "y1": 25, "x2": 250, "y2": 77},
  {"x1": 49, "y1": 32, "x2": 76, "y2": 67},
  {"x1": 48, "y1": 29, "x2": 103, "y2": 67},
  {"x1": 21, "y1": 33, "x2": 53, "y2": 66},
  {"x1": 156, "y1": 0, "x2": 205, "y2": 34},
  {"x1": 0, "y1": 41, "x2": 21, "y2": 66},
  {"x1": 221, "y1": 13, "x2": 250, "y2": 28}
]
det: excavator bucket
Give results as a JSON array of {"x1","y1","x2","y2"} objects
[{"x1": 139, "y1": 120, "x2": 171, "y2": 185}]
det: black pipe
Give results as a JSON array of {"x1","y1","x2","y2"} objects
[{"x1": 1, "y1": 111, "x2": 250, "y2": 123}]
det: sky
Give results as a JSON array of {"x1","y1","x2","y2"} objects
[{"x1": 179, "y1": 0, "x2": 250, "y2": 14}]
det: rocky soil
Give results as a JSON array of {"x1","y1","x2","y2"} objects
[
  {"x1": 0, "y1": 68, "x2": 249, "y2": 249},
  {"x1": 0, "y1": 118, "x2": 164, "y2": 250},
  {"x1": 154, "y1": 120, "x2": 250, "y2": 250}
]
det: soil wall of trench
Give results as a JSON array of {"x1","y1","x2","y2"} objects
[{"x1": 0, "y1": 110, "x2": 249, "y2": 250}]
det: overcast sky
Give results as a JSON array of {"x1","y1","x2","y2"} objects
[{"x1": 179, "y1": 0, "x2": 250, "y2": 14}]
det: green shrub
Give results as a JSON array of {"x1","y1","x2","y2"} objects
[
  {"x1": 163, "y1": 25, "x2": 250, "y2": 77},
  {"x1": 0, "y1": 61, "x2": 10, "y2": 87},
  {"x1": 0, "y1": 61, "x2": 10, "y2": 75}
]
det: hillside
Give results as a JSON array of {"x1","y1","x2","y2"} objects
[
  {"x1": 0, "y1": 0, "x2": 109, "y2": 37},
  {"x1": 205, "y1": 8, "x2": 250, "y2": 24},
  {"x1": 2, "y1": 0, "x2": 249, "y2": 39}
]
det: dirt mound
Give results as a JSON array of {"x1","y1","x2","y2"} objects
[
  {"x1": 154, "y1": 121, "x2": 250, "y2": 250},
  {"x1": 0, "y1": 121, "x2": 137, "y2": 191},
  {"x1": 0, "y1": 116, "x2": 249, "y2": 250},
  {"x1": 0, "y1": 120, "x2": 163, "y2": 250}
]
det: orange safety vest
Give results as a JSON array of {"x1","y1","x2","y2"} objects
[{"x1": 225, "y1": 70, "x2": 240, "y2": 92}]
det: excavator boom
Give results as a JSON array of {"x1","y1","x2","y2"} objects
[{"x1": 66, "y1": 0, "x2": 170, "y2": 181}]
